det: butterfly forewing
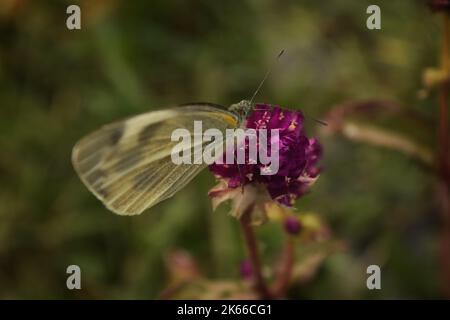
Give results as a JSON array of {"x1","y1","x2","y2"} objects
[{"x1": 72, "y1": 104, "x2": 239, "y2": 215}]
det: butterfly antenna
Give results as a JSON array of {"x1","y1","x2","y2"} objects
[
  {"x1": 311, "y1": 117, "x2": 328, "y2": 126},
  {"x1": 249, "y1": 49, "x2": 285, "y2": 105}
]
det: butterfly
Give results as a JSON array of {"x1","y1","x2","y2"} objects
[{"x1": 72, "y1": 100, "x2": 253, "y2": 216}]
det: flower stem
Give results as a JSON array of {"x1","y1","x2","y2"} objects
[
  {"x1": 437, "y1": 12, "x2": 450, "y2": 297},
  {"x1": 438, "y1": 13, "x2": 450, "y2": 175},
  {"x1": 271, "y1": 238, "x2": 295, "y2": 297},
  {"x1": 239, "y1": 206, "x2": 271, "y2": 299}
]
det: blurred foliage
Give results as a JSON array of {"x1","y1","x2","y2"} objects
[{"x1": 0, "y1": 0, "x2": 445, "y2": 298}]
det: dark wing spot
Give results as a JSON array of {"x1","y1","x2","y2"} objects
[
  {"x1": 96, "y1": 187, "x2": 109, "y2": 199},
  {"x1": 110, "y1": 125, "x2": 124, "y2": 145}
]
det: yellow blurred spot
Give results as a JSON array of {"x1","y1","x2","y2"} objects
[
  {"x1": 265, "y1": 202, "x2": 289, "y2": 221},
  {"x1": 221, "y1": 114, "x2": 238, "y2": 127}
]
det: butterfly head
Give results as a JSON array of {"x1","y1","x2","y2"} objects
[{"x1": 229, "y1": 100, "x2": 253, "y2": 123}]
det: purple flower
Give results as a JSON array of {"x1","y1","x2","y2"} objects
[
  {"x1": 239, "y1": 260, "x2": 253, "y2": 280},
  {"x1": 209, "y1": 104, "x2": 322, "y2": 206},
  {"x1": 284, "y1": 216, "x2": 302, "y2": 235}
]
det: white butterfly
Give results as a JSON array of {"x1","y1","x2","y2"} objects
[{"x1": 72, "y1": 101, "x2": 252, "y2": 215}]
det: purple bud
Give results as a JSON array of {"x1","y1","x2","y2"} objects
[
  {"x1": 239, "y1": 260, "x2": 253, "y2": 280},
  {"x1": 284, "y1": 216, "x2": 302, "y2": 235}
]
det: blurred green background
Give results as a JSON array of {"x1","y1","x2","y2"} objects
[{"x1": 0, "y1": 0, "x2": 446, "y2": 298}]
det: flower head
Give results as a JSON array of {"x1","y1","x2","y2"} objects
[{"x1": 209, "y1": 104, "x2": 322, "y2": 207}]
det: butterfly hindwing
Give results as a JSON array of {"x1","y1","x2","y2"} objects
[{"x1": 72, "y1": 104, "x2": 239, "y2": 215}]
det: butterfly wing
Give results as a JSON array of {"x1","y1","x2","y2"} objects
[{"x1": 72, "y1": 104, "x2": 239, "y2": 215}]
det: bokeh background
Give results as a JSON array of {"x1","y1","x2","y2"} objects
[{"x1": 0, "y1": 0, "x2": 447, "y2": 299}]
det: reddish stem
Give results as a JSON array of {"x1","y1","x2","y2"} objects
[
  {"x1": 239, "y1": 207, "x2": 272, "y2": 299},
  {"x1": 271, "y1": 238, "x2": 295, "y2": 297},
  {"x1": 437, "y1": 12, "x2": 450, "y2": 298},
  {"x1": 438, "y1": 14, "x2": 450, "y2": 175}
]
